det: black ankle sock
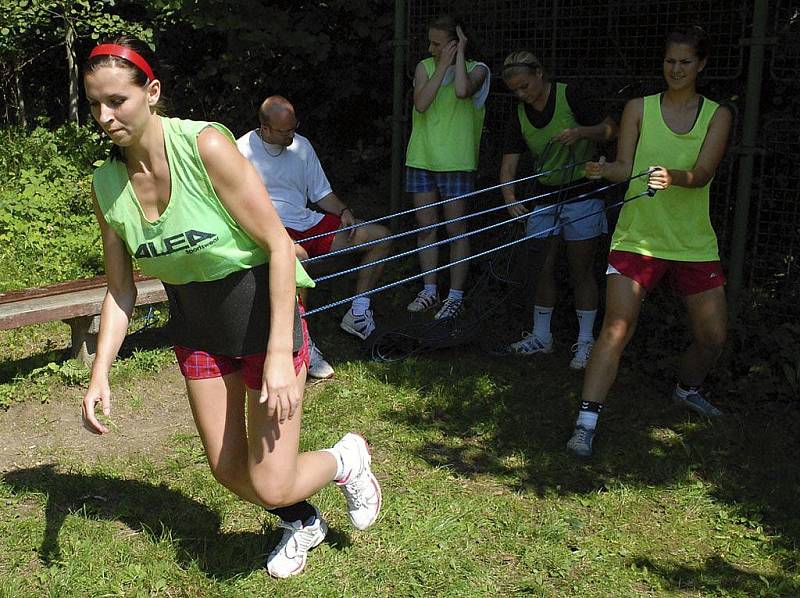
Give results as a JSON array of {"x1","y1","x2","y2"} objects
[
  {"x1": 579, "y1": 400, "x2": 604, "y2": 413},
  {"x1": 268, "y1": 501, "x2": 317, "y2": 526}
]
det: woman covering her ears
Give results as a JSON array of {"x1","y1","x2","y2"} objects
[
  {"x1": 81, "y1": 35, "x2": 381, "y2": 578},
  {"x1": 404, "y1": 15, "x2": 491, "y2": 321}
]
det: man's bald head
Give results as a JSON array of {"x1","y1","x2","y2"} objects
[{"x1": 259, "y1": 95, "x2": 295, "y2": 126}]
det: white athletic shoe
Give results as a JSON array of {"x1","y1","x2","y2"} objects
[
  {"x1": 569, "y1": 339, "x2": 594, "y2": 370},
  {"x1": 434, "y1": 296, "x2": 464, "y2": 320},
  {"x1": 407, "y1": 290, "x2": 439, "y2": 313},
  {"x1": 308, "y1": 340, "x2": 334, "y2": 379},
  {"x1": 495, "y1": 332, "x2": 553, "y2": 356},
  {"x1": 340, "y1": 308, "x2": 376, "y2": 340},
  {"x1": 331, "y1": 433, "x2": 382, "y2": 530},
  {"x1": 266, "y1": 506, "x2": 328, "y2": 578}
]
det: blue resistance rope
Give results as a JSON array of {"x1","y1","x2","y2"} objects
[
  {"x1": 302, "y1": 171, "x2": 656, "y2": 318},
  {"x1": 296, "y1": 159, "x2": 587, "y2": 245}
]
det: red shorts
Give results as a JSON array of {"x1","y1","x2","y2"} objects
[
  {"x1": 287, "y1": 214, "x2": 341, "y2": 258},
  {"x1": 174, "y1": 314, "x2": 310, "y2": 390},
  {"x1": 607, "y1": 250, "x2": 725, "y2": 296}
]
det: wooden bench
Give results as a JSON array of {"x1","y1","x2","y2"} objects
[{"x1": 0, "y1": 274, "x2": 167, "y2": 365}]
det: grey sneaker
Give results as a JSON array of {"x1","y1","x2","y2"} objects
[
  {"x1": 672, "y1": 385, "x2": 723, "y2": 418},
  {"x1": 434, "y1": 297, "x2": 464, "y2": 320},
  {"x1": 569, "y1": 339, "x2": 594, "y2": 370},
  {"x1": 266, "y1": 507, "x2": 327, "y2": 578},
  {"x1": 308, "y1": 340, "x2": 334, "y2": 379},
  {"x1": 407, "y1": 290, "x2": 439, "y2": 313},
  {"x1": 340, "y1": 308, "x2": 376, "y2": 340},
  {"x1": 567, "y1": 425, "x2": 595, "y2": 457},
  {"x1": 495, "y1": 332, "x2": 553, "y2": 356}
]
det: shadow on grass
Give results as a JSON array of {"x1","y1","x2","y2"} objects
[
  {"x1": 631, "y1": 555, "x2": 799, "y2": 596},
  {"x1": 377, "y1": 348, "x2": 800, "y2": 554},
  {"x1": 3, "y1": 464, "x2": 350, "y2": 579}
]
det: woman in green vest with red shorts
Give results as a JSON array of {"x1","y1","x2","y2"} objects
[
  {"x1": 81, "y1": 36, "x2": 380, "y2": 577},
  {"x1": 497, "y1": 51, "x2": 618, "y2": 369},
  {"x1": 567, "y1": 26, "x2": 732, "y2": 457},
  {"x1": 405, "y1": 15, "x2": 490, "y2": 320}
]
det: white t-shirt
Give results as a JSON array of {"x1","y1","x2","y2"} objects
[{"x1": 236, "y1": 131, "x2": 332, "y2": 231}]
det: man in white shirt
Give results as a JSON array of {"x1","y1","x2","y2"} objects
[{"x1": 238, "y1": 96, "x2": 391, "y2": 376}]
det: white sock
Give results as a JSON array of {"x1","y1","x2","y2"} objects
[
  {"x1": 423, "y1": 284, "x2": 438, "y2": 297},
  {"x1": 322, "y1": 447, "x2": 346, "y2": 482},
  {"x1": 576, "y1": 309, "x2": 597, "y2": 343},
  {"x1": 351, "y1": 296, "x2": 370, "y2": 316},
  {"x1": 532, "y1": 305, "x2": 554, "y2": 341},
  {"x1": 447, "y1": 289, "x2": 464, "y2": 301}
]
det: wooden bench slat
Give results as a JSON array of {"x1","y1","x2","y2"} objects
[
  {"x1": 0, "y1": 279, "x2": 167, "y2": 330},
  {"x1": 0, "y1": 273, "x2": 154, "y2": 306}
]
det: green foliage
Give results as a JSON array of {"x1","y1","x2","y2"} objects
[{"x1": 0, "y1": 123, "x2": 105, "y2": 290}]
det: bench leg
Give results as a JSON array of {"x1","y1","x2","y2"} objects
[{"x1": 65, "y1": 315, "x2": 101, "y2": 367}]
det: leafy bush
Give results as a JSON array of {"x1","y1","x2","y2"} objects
[{"x1": 0, "y1": 123, "x2": 106, "y2": 290}]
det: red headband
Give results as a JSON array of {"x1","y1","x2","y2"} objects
[{"x1": 89, "y1": 44, "x2": 155, "y2": 82}]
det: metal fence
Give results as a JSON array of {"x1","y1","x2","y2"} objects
[{"x1": 401, "y1": 0, "x2": 799, "y2": 312}]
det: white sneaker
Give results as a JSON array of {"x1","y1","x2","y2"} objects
[
  {"x1": 434, "y1": 296, "x2": 463, "y2": 320},
  {"x1": 266, "y1": 506, "x2": 328, "y2": 578},
  {"x1": 308, "y1": 340, "x2": 334, "y2": 379},
  {"x1": 407, "y1": 290, "x2": 439, "y2": 313},
  {"x1": 340, "y1": 308, "x2": 376, "y2": 340},
  {"x1": 331, "y1": 433, "x2": 382, "y2": 530},
  {"x1": 569, "y1": 339, "x2": 594, "y2": 370},
  {"x1": 495, "y1": 332, "x2": 553, "y2": 356}
]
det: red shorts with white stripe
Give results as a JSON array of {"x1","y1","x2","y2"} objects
[{"x1": 607, "y1": 250, "x2": 725, "y2": 296}]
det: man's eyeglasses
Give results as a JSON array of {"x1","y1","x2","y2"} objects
[{"x1": 261, "y1": 121, "x2": 300, "y2": 135}]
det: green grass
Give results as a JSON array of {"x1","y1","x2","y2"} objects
[{"x1": 0, "y1": 338, "x2": 798, "y2": 597}]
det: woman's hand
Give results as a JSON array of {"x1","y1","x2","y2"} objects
[
  {"x1": 648, "y1": 166, "x2": 672, "y2": 190},
  {"x1": 261, "y1": 351, "x2": 300, "y2": 423},
  {"x1": 456, "y1": 26, "x2": 468, "y2": 55},
  {"x1": 552, "y1": 127, "x2": 584, "y2": 146},
  {"x1": 82, "y1": 376, "x2": 112, "y2": 434},
  {"x1": 439, "y1": 40, "x2": 458, "y2": 68},
  {"x1": 585, "y1": 156, "x2": 607, "y2": 180},
  {"x1": 505, "y1": 198, "x2": 530, "y2": 218}
]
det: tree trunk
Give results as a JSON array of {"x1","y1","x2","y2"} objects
[
  {"x1": 65, "y1": 22, "x2": 78, "y2": 125},
  {"x1": 13, "y1": 59, "x2": 27, "y2": 128}
]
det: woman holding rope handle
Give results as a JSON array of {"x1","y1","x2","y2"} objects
[
  {"x1": 404, "y1": 15, "x2": 490, "y2": 320},
  {"x1": 567, "y1": 26, "x2": 732, "y2": 457},
  {"x1": 497, "y1": 51, "x2": 618, "y2": 369},
  {"x1": 81, "y1": 36, "x2": 380, "y2": 578}
]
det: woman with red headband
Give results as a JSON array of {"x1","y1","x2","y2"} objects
[{"x1": 81, "y1": 35, "x2": 381, "y2": 578}]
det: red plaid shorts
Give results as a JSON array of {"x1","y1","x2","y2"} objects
[{"x1": 174, "y1": 314, "x2": 310, "y2": 390}]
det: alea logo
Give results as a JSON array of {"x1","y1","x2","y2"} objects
[{"x1": 134, "y1": 229, "x2": 218, "y2": 258}]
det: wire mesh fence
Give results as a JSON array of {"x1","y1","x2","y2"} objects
[{"x1": 404, "y1": 0, "x2": 799, "y2": 311}]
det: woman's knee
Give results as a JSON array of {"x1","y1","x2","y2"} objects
[
  {"x1": 445, "y1": 221, "x2": 467, "y2": 238},
  {"x1": 209, "y1": 458, "x2": 249, "y2": 493},
  {"x1": 599, "y1": 318, "x2": 634, "y2": 349},
  {"x1": 249, "y1": 474, "x2": 295, "y2": 508},
  {"x1": 697, "y1": 324, "x2": 727, "y2": 355}
]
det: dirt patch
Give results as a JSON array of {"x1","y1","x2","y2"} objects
[{"x1": 0, "y1": 367, "x2": 194, "y2": 472}]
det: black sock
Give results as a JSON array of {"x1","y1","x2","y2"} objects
[
  {"x1": 267, "y1": 501, "x2": 317, "y2": 526},
  {"x1": 579, "y1": 400, "x2": 604, "y2": 413}
]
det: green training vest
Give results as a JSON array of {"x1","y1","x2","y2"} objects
[
  {"x1": 92, "y1": 116, "x2": 314, "y2": 287},
  {"x1": 611, "y1": 94, "x2": 720, "y2": 261},
  {"x1": 517, "y1": 82, "x2": 594, "y2": 186},
  {"x1": 405, "y1": 57, "x2": 485, "y2": 172}
]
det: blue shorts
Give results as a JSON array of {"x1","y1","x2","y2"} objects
[
  {"x1": 405, "y1": 167, "x2": 475, "y2": 199},
  {"x1": 526, "y1": 198, "x2": 608, "y2": 241}
]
